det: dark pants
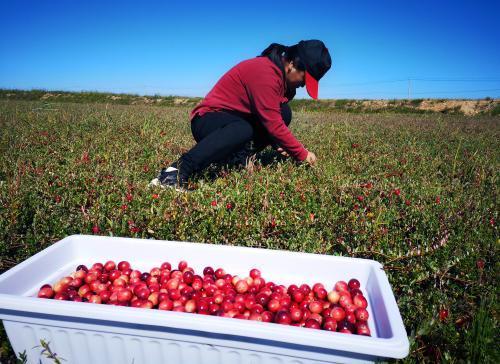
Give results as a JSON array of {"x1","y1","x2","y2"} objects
[{"x1": 173, "y1": 103, "x2": 292, "y2": 177}]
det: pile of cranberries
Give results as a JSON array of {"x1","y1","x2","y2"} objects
[{"x1": 37, "y1": 260, "x2": 371, "y2": 336}]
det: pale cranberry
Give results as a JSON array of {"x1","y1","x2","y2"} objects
[{"x1": 309, "y1": 301, "x2": 323, "y2": 314}]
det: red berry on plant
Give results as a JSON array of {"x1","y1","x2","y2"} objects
[{"x1": 439, "y1": 308, "x2": 449, "y2": 321}]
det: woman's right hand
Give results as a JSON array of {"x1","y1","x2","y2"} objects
[{"x1": 305, "y1": 151, "x2": 317, "y2": 166}]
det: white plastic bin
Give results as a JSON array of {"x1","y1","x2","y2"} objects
[{"x1": 0, "y1": 235, "x2": 409, "y2": 363}]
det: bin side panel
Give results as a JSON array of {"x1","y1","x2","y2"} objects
[{"x1": 3, "y1": 320, "x2": 375, "y2": 364}]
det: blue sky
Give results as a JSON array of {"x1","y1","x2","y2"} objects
[{"x1": 1, "y1": 0, "x2": 499, "y2": 99}]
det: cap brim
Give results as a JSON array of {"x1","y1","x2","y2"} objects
[{"x1": 305, "y1": 71, "x2": 319, "y2": 99}]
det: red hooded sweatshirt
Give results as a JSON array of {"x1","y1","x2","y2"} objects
[{"x1": 190, "y1": 57, "x2": 308, "y2": 161}]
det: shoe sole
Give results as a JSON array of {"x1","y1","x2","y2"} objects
[{"x1": 148, "y1": 178, "x2": 188, "y2": 193}]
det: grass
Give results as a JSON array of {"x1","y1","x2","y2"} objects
[{"x1": 0, "y1": 99, "x2": 498, "y2": 363}]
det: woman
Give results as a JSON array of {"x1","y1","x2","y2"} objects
[{"x1": 150, "y1": 39, "x2": 332, "y2": 190}]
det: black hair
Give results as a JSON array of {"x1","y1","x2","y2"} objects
[{"x1": 259, "y1": 43, "x2": 306, "y2": 81}]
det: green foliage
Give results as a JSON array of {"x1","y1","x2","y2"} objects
[
  {"x1": 465, "y1": 295, "x2": 498, "y2": 363},
  {"x1": 0, "y1": 100, "x2": 498, "y2": 363},
  {"x1": 490, "y1": 103, "x2": 500, "y2": 116}
]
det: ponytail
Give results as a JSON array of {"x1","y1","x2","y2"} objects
[
  {"x1": 259, "y1": 43, "x2": 306, "y2": 82},
  {"x1": 259, "y1": 43, "x2": 288, "y2": 82}
]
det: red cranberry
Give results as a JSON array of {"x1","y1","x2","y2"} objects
[
  {"x1": 76, "y1": 265, "x2": 88, "y2": 272},
  {"x1": 304, "y1": 319, "x2": 321, "y2": 329},
  {"x1": 117, "y1": 261, "x2": 131, "y2": 272},
  {"x1": 203, "y1": 266, "x2": 214, "y2": 276},
  {"x1": 183, "y1": 271, "x2": 194, "y2": 284},
  {"x1": 290, "y1": 307, "x2": 303, "y2": 322},
  {"x1": 331, "y1": 306, "x2": 346, "y2": 322},
  {"x1": 335, "y1": 281, "x2": 349, "y2": 292},
  {"x1": 104, "y1": 261, "x2": 116, "y2": 272},
  {"x1": 315, "y1": 288, "x2": 327, "y2": 300},
  {"x1": 261, "y1": 311, "x2": 274, "y2": 322},
  {"x1": 275, "y1": 310, "x2": 292, "y2": 325},
  {"x1": 348, "y1": 279, "x2": 361, "y2": 290},
  {"x1": 256, "y1": 293, "x2": 270, "y2": 306},
  {"x1": 178, "y1": 261, "x2": 188, "y2": 271},
  {"x1": 439, "y1": 309, "x2": 449, "y2": 321},
  {"x1": 355, "y1": 308, "x2": 369, "y2": 321},
  {"x1": 249, "y1": 269, "x2": 261, "y2": 279},
  {"x1": 158, "y1": 299, "x2": 173, "y2": 311},
  {"x1": 38, "y1": 287, "x2": 54, "y2": 299},
  {"x1": 323, "y1": 317, "x2": 338, "y2": 331},
  {"x1": 356, "y1": 322, "x2": 371, "y2": 336},
  {"x1": 160, "y1": 262, "x2": 172, "y2": 271},
  {"x1": 299, "y1": 284, "x2": 311, "y2": 295},
  {"x1": 353, "y1": 294, "x2": 368, "y2": 309}
]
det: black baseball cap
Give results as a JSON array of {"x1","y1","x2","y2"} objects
[{"x1": 296, "y1": 40, "x2": 332, "y2": 99}]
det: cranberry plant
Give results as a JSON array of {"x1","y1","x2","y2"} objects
[{"x1": 0, "y1": 100, "x2": 498, "y2": 362}]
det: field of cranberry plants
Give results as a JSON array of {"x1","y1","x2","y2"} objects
[{"x1": 0, "y1": 99, "x2": 498, "y2": 362}]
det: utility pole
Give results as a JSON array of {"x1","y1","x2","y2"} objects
[{"x1": 408, "y1": 78, "x2": 412, "y2": 100}]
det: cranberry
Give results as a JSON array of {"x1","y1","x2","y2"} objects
[
  {"x1": 315, "y1": 288, "x2": 327, "y2": 300},
  {"x1": 183, "y1": 271, "x2": 194, "y2": 284},
  {"x1": 38, "y1": 287, "x2": 54, "y2": 299},
  {"x1": 304, "y1": 319, "x2": 321, "y2": 329},
  {"x1": 476, "y1": 259, "x2": 485, "y2": 270},
  {"x1": 214, "y1": 268, "x2": 226, "y2": 279},
  {"x1": 178, "y1": 261, "x2": 188, "y2": 271},
  {"x1": 299, "y1": 284, "x2": 311, "y2": 295},
  {"x1": 309, "y1": 301, "x2": 323, "y2": 314},
  {"x1": 117, "y1": 261, "x2": 131, "y2": 272},
  {"x1": 353, "y1": 294, "x2": 368, "y2": 309},
  {"x1": 355, "y1": 308, "x2": 369, "y2": 321},
  {"x1": 331, "y1": 306, "x2": 346, "y2": 322},
  {"x1": 327, "y1": 290, "x2": 340, "y2": 304},
  {"x1": 203, "y1": 266, "x2": 214, "y2": 276},
  {"x1": 249, "y1": 269, "x2": 261, "y2": 279},
  {"x1": 323, "y1": 317, "x2": 337, "y2": 331},
  {"x1": 158, "y1": 299, "x2": 173, "y2": 311},
  {"x1": 335, "y1": 281, "x2": 349, "y2": 292},
  {"x1": 439, "y1": 309, "x2": 449, "y2": 321},
  {"x1": 356, "y1": 322, "x2": 371, "y2": 336},
  {"x1": 268, "y1": 299, "x2": 280, "y2": 312},
  {"x1": 76, "y1": 265, "x2": 88, "y2": 272},
  {"x1": 275, "y1": 310, "x2": 292, "y2": 325},
  {"x1": 292, "y1": 290, "x2": 305, "y2": 303},
  {"x1": 256, "y1": 293, "x2": 270, "y2": 306},
  {"x1": 235, "y1": 280, "x2": 249, "y2": 294},
  {"x1": 290, "y1": 307, "x2": 303, "y2": 322},
  {"x1": 348, "y1": 279, "x2": 360, "y2": 290}
]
